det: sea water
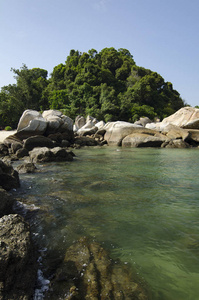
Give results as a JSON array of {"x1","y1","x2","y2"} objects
[{"x1": 15, "y1": 147, "x2": 199, "y2": 300}]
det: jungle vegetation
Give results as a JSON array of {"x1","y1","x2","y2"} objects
[{"x1": 0, "y1": 47, "x2": 185, "y2": 128}]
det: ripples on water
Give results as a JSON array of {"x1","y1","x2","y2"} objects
[{"x1": 15, "y1": 147, "x2": 199, "y2": 300}]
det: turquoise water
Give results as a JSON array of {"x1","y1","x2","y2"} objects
[{"x1": 16, "y1": 147, "x2": 199, "y2": 299}]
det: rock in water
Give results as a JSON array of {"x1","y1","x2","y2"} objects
[
  {"x1": 103, "y1": 121, "x2": 142, "y2": 146},
  {"x1": 0, "y1": 159, "x2": 20, "y2": 191},
  {"x1": 46, "y1": 237, "x2": 149, "y2": 299},
  {"x1": 0, "y1": 188, "x2": 14, "y2": 217},
  {"x1": 24, "y1": 135, "x2": 55, "y2": 151},
  {"x1": 122, "y1": 132, "x2": 167, "y2": 147},
  {"x1": 29, "y1": 147, "x2": 74, "y2": 163},
  {"x1": 0, "y1": 214, "x2": 37, "y2": 300},
  {"x1": 16, "y1": 162, "x2": 37, "y2": 174}
]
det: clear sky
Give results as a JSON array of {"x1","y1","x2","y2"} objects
[{"x1": 0, "y1": 0, "x2": 198, "y2": 106}]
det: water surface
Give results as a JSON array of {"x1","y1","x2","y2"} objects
[{"x1": 15, "y1": 147, "x2": 199, "y2": 300}]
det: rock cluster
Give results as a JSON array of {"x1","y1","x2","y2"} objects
[
  {"x1": 98, "y1": 107, "x2": 199, "y2": 148},
  {"x1": 2, "y1": 107, "x2": 199, "y2": 153},
  {"x1": 0, "y1": 160, "x2": 38, "y2": 300},
  {"x1": 0, "y1": 110, "x2": 77, "y2": 164},
  {"x1": 46, "y1": 237, "x2": 149, "y2": 300},
  {"x1": 0, "y1": 214, "x2": 37, "y2": 300},
  {"x1": 69, "y1": 107, "x2": 199, "y2": 149}
]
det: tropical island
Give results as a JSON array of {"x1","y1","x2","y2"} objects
[{"x1": 0, "y1": 47, "x2": 186, "y2": 130}]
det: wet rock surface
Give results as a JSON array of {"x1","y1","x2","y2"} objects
[
  {"x1": 24, "y1": 135, "x2": 55, "y2": 151},
  {"x1": 46, "y1": 237, "x2": 149, "y2": 300},
  {"x1": 0, "y1": 214, "x2": 37, "y2": 300},
  {"x1": 29, "y1": 146, "x2": 74, "y2": 163},
  {"x1": 0, "y1": 188, "x2": 14, "y2": 217},
  {"x1": 0, "y1": 159, "x2": 20, "y2": 191},
  {"x1": 16, "y1": 162, "x2": 37, "y2": 174}
]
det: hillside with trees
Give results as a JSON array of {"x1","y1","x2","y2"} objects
[{"x1": 0, "y1": 47, "x2": 185, "y2": 128}]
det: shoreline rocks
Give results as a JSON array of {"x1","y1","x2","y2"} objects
[
  {"x1": 2, "y1": 107, "x2": 199, "y2": 154},
  {"x1": 0, "y1": 214, "x2": 37, "y2": 300},
  {"x1": 0, "y1": 161, "x2": 38, "y2": 300}
]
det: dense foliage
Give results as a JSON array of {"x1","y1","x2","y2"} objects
[{"x1": 0, "y1": 48, "x2": 185, "y2": 128}]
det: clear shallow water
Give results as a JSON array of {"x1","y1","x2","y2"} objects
[{"x1": 15, "y1": 147, "x2": 199, "y2": 300}]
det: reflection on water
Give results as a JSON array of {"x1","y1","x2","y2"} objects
[{"x1": 15, "y1": 147, "x2": 199, "y2": 300}]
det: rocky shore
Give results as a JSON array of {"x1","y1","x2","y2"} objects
[{"x1": 1, "y1": 106, "x2": 199, "y2": 299}]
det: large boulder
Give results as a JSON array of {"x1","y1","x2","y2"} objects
[
  {"x1": 42, "y1": 110, "x2": 74, "y2": 136},
  {"x1": 0, "y1": 214, "x2": 37, "y2": 300},
  {"x1": 77, "y1": 120, "x2": 98, "y2": 136},
  {"x1": 161, "y1": 124, "x2": 190, "y2": 141},
  {"x1": 95, "y1": 120, "x2": 106, "y2": 130},
  {"x1": 74, "y1": 115, "x2": 86, "y2": 132},
  {"x1": 29, "y1": 147, "x2": 53, "y2": 163},
  {"x1": 51, "y1": 147, "x2": 74, "y2": 162},
  {"x1": 46, "y1": 237, "x2": 149, "y2": 300},
  {"x1": 16, "y1": 110, "x2": 47, "y2": 139},
  {"x1": 86, "y1": 115, "x2": 98, "y2": 124},
  {"x1": 74, "y1": 136, "x2": 99, "y2": 147},
  {"x1": 3, "y1": 135, "x2": 24, "y2": 150},
  {"x1": 162, "y1": 139, "x2": 190, "y2": 148},
  {"x1": 0, "y1": 160, "x2": 20, "y2": 191},
  {"x1": 16, "y1": 162, "x2": 37, "y2": 174},
  {"x1": 186, "y1": 129, "x2": 199, "y2": 144},
  {"x1": 0, "y1": 188, "x2": 14, "y2": 217},
  {"x1": 104, "y1": 121, "x2": 154, "y2": 146},
  {"x1": 122, "y1": 132, "x2": 167, "y2": 147},
  {"x1": 134, "y1": 117, "x2": 152, "y2": 127},
  {"x1": 161, "y1": 107, "x2": 199, "y2": 129},
  {"x1": 16, "y1": 147, "x2": 29, "y2": 158},
  {"x1": 29, "y1": 147, "x2": 74, "y2": 163},
  {"x1": 145, "y1": 122, "x2": 164, "y2": 131},
  {"x1": 0, "y1": 143, "x2": 9, "y2": 157},
  {"x1": 24, "y1": 135, "x2": 55, "y2": 151}
]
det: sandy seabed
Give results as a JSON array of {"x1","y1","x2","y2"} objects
[{"x1": 0, "y1": 130, "x2": 17, "y2": 142}]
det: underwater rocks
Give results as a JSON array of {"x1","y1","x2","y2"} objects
[
  {"x1": 0, "y1": 214, "x2": 37, "y2": 300},
  {"x1": 46, "y1": 237, "x2": 149, "y2": 300}
]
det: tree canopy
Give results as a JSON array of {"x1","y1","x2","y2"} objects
[{"x1": 0, "y1": 48, "x2": 185, "y2": 128}]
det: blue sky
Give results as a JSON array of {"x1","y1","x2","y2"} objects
[{"x1": 0, "y1": 0, "x2": 198, "y2": 106}]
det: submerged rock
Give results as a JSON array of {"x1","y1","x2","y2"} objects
[
  {"x1": 46, "y1": 237, "x2": 149, "y2": 300},
  {"x1": 0, "y1": 214, "x2": 37, "y2": 300}
]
